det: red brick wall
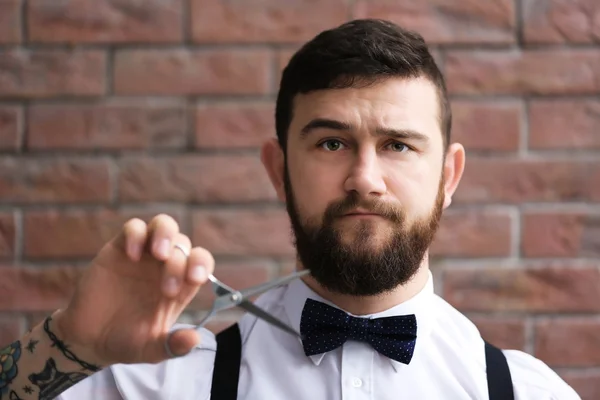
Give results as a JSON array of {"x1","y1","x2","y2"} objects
[{"x1": 1, "y1": 0, "x2": 599, "y2": 397}]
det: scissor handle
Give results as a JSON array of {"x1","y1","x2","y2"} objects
[
  {"x1": 190, "y1": 276, "x2": 236, "y2": 331},
  {"x1": 192, "y1": 311, "x2": 213, "y2": 330}
]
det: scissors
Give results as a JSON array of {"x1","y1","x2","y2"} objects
[
  {"x1": 165, "y1": 244, "x2": 310, "y2": 357},
  {"x1": 195, "y1": 268, "x2": 310, "y2": 337}
]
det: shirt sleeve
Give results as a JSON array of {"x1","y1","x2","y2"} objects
[
  {"x1": 57, "y1": 325, "x2": 217, "y2": 400},
  {"x1": 504, "y1": 349, "x2": 582, "y2": 400}
]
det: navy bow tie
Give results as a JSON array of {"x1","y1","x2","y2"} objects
[{"x1": 299, "y1": 298, "x2": 418, "y2": 364}]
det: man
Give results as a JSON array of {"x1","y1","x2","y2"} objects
[{"x1": 2, "y1": 19, "x2": 580, "y2": 400}]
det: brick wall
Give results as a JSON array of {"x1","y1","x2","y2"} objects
[{"x1": 0, "y1": 0, "x2": 599, "y2": 397}]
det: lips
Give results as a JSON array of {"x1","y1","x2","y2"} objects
[
  {"x1": 345, "y1": 213, "x2": 379, "y2": 216},
  {"x1": 343, "y1": 209, "x2": 382, "y2": 217}
]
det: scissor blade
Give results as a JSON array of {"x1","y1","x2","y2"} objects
[
  {"x1": 237, "y1": 300, "x2": 303, "y2": 339},
  {"x1": 239, "y1": 270, "x2": 310, "y2": 300}
]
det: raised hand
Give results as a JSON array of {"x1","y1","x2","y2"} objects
[{"x1": 52, "y1": 213, "x2": 215, "y2": 366}]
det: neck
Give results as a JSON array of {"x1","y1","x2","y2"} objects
[{"x1": 299, "y1": 254, "x2": 431, "y2": 316}]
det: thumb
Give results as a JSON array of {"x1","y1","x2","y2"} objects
[{"x1": 163, "y1": 328, "x2": 201, "y2": 359}]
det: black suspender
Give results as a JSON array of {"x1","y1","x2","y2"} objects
[
  {"x1": 210, "y1": 324, "x2": 242, "y2": 400},
  {"x1": 484, "y1": 341, "x2": 515, "y2": 400},
  {"x1": 210, "y1": 323, "x2": 514, "y2": 400}
]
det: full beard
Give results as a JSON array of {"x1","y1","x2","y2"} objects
[{"x1": 284, "y1": 167, "x2": 445, "y2": 297}]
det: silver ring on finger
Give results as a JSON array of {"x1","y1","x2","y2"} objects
[{"x1": 173, "y1": 243, "x2": 190, "y2": 258}]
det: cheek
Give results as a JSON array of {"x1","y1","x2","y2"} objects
[
  {"x1": 288, "y1": 157, "x2": 343, "y2": 219},
  {"x1": 385, "y1": 163, "x2": 440, "y2": 217}
]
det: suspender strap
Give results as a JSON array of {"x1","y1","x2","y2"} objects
[
  {"x1": 210, "y1": 323, "x2": 242, "y2": 400},
  {"x1": 484, "y1": 341, "x2": 515, "y2": 400}
]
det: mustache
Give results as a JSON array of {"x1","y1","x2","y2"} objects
[{"x1": 324, "y1": 192, "x2": 403, "y2": 224}]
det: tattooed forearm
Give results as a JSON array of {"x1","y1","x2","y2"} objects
[
  {"x1": 42, "y1": 317, "x2": 100, "y2": 374},
  {"x1": 0, "y1": 341, "x2": 22, "y2": 397},
  {"x1": 0, "y1": 312, "x2": 102, "y2": 400}
]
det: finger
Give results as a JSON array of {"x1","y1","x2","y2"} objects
[
  {"x1": 124, "y1": 218, "x2": 147, "y2": 262},
  {"x1": 162, "y1": 233, "x2": 192, "y2": 298},
  {"x1": 164, "y1": 328, "x2": 201, "y2": 358},
  {"x1": 185, "y1": 246, "x2": 215, "y2": 286},
  {"x1": 113, "y1": 218, "x2": 148, "y2": 262},
  {"x1": 147, "y1": 214, "x2": 180, "y2": 261}
]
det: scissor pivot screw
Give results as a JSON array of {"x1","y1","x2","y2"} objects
[{"x1": 231, "y1": 293, "x2": 240, "y2": 302}]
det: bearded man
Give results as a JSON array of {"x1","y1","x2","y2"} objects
[{"x1": 2, "y1": 19, "x2": 580, "y2": 400}]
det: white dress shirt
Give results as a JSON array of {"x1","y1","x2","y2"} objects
[{"x1": 59, "y1": 271, "x2": 581, "y2": 400}]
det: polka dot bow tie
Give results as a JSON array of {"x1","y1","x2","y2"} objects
[{"x1": 299, "y1": 298, "x2": 418, "y2": 364}]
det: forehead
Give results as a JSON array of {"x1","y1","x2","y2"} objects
[{"x1": 289, "y1": 77, "x2": 442, "y2": 143}]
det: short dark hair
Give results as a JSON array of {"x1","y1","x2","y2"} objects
[{"x1": 275, "y1": 18, "x2": 451, "y2": 154}]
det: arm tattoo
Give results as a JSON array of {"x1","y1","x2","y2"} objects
[
  {"x1": 28, "y1": 358, "x2": 88, "y2": 400},
  {"x1": 0, "y1": 341, "x2": 22, "y2": 398},
  {"x1": 43, "y1": 316, "x2": 100, "y2": 373},
  {"x1": 25, "y1": 340, "x2": 38, "y2": 354},
  {"x1": 8, "y1": 390, "x2": 24, "y2": 399},
  {"x1": 1, "y1": 314, "x2": 101, "y2": 400}
]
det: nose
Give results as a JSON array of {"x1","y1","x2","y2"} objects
[{"x1": 343, "y1": 148, "x2": 386, "y2": 197}]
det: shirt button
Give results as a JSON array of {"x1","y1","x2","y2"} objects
[{"x1": 351, "y1": 377, "x2": 362, "y2": 388}]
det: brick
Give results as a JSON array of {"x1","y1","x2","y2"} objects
[
  {"x1": 522, "y1": 211, "x2": 600, "y2": 258},
  {"x1": 445, "y1": 49, "x2": 600, "y2": 95},
  {"x1": 0, "y1": 212, "x2": 16, "y2": 258},
  {"x1": 353, "y1": 0, "x2": 516, "y2": 45},
  {"x1": 118, "y1": 155, "x2": 277, "y2": 203},
  {"x1": 560, "y1": 371, "x2": 600, "y2": 400},
  {"x1": 23, "y1": 207, "x2": 186, "y2": 259},
  {"x1": 467, "y1": 315, "x2": 526, "y2": 350},
  {"x1": 450, "y1": 101, "x2": 521, "y2": 151},
  {"x1": 535, "y1": 319, "x2": 600, "y2": 367},
  {"x1": 113, "y1": 49, "x2": 271, "y2": 95},
  {"x1": 278, "y1": 259, "x2": 300, "y2": 277},
  {"x1": 28, "y1": 102, "x2": 187, "y2": 150},
  {"x1": 190, "y1": 261, "x2": 273, "y2": 309},
  {"x1": 455, "y1": 159, "x2": 600, "y2": 203},
  {"x1": 529, "y1": 100, "x2": 600, "y2": 150},
  {"x1": 431, "y1": 209, "x2": 512, "y2": 258},
  {"x1": 443, "y1": 266, "x2": 600, "y2": 312},
  {"x1": 0, "y1": 106, "x2": 21, "y2": 150},
  {"x1": 0, "y1": 315, "x2": 23, "y2": 345},
  {"x1": 0, "y1": 265, "x2": 81, "y2": 311},
  {"x1": 0, "y1": 49, "x2": 106, "y2": 98},
  {"x1": 191, "y1": 0, "x2": 348, "y2": 44},
  {"x1": 192, "y1": 209, "x2": 294, "y2": 257},
  {"x1": 195, "y1": 102, "x2": 275, "y2": 149},
  {"x1": 522, "y1": 0, "x2": 600, "y2": 44},
  {"x1": 0, "y1": 0, "x2": 21, "y2": 44},
  {"x1": 28, "y1": 0, "x2": 183, "y2": 43},
  {"x1": 0, "y1": 157, "x2": 111, "y2": 204}
]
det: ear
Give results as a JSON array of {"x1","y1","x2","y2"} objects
[
  {"x1": 442, "y1": 143, "x2": 466, "y2": 209},
  {"x1": 261, "y1": 138, "x2": 287, "y2": 202}
]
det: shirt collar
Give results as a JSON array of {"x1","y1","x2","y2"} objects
[{"x1": 283, "y1": 270, "x2": 435, "y2": 372}]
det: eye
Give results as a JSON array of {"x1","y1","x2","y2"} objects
[
  {"x1": 387, "y1": 142, "x2": 410, "y2": 152},
  {"x1": 319, "y1": 140, "x2": 346, "y2": 151}
]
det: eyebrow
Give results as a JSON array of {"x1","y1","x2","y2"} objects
[{"x1": 299, "y1": 117, "x2": 430, "y2": 143}]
